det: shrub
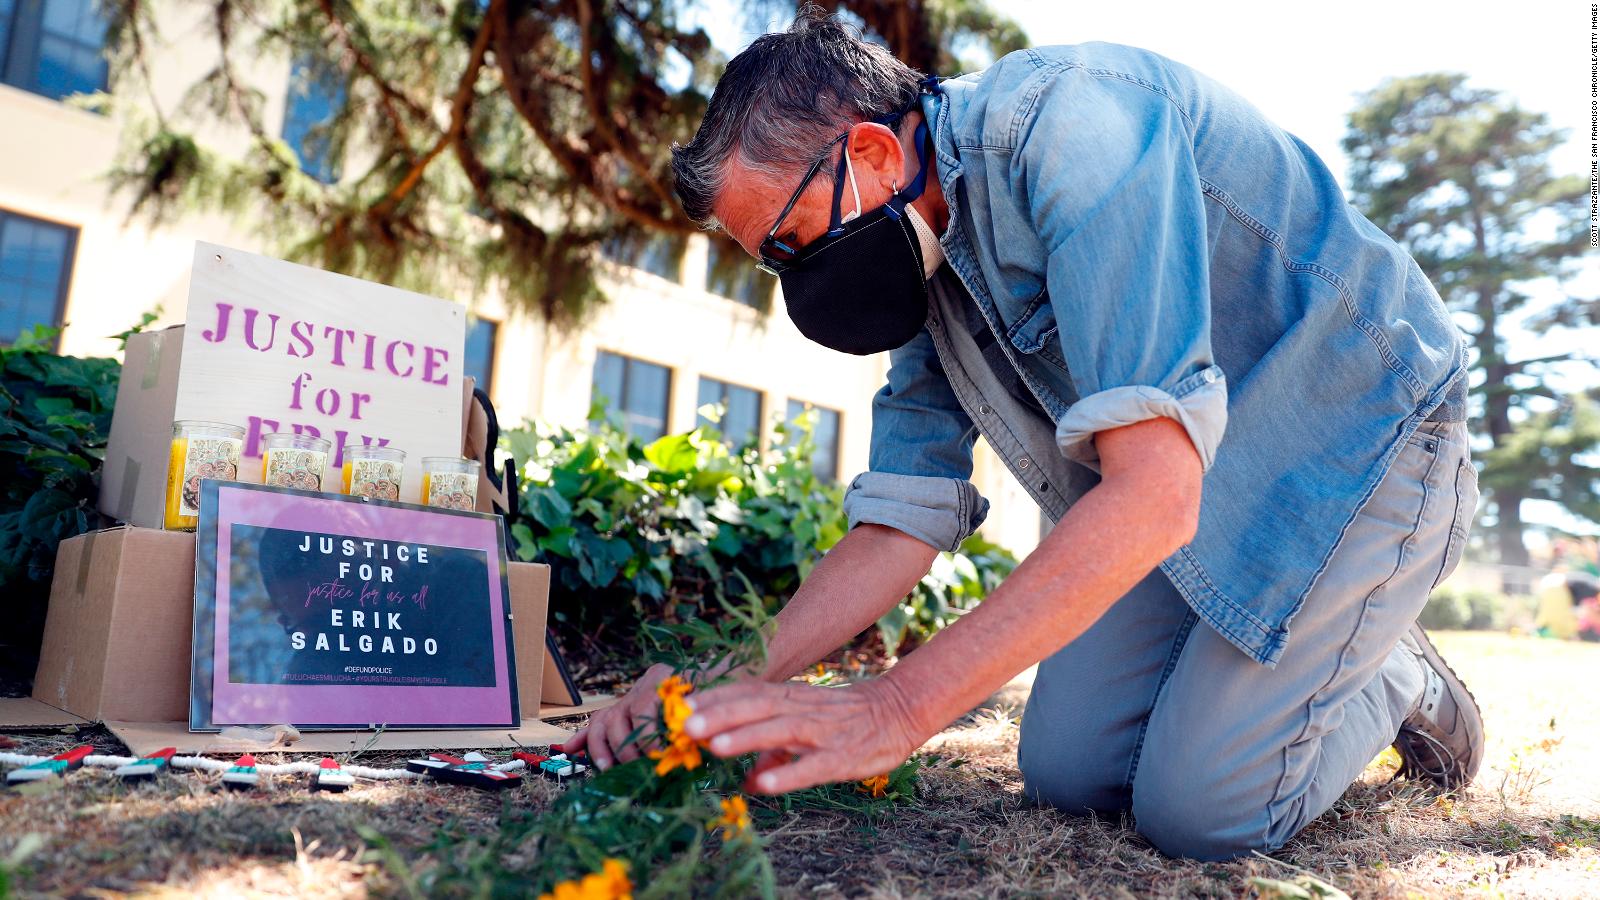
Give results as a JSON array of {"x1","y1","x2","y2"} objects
[
  {"x1": 1419, "y1": 586, "x2": 1471, "y2": 630},
  {"x1": 0, "y1": 327, "x2": 120, "y2": 677},
  {"x1": 1461, "y1": 588, "x2": 1501, "y2": 630},
  {"x1": 501, "y1": 409, "x2": 1018, "y2": 679},
  {"x1": 1420, "y1": 584, "x2": 1537, "y2": 632}
]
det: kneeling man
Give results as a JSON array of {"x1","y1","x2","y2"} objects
[{"x1": 570, "y1": 10, "x2": 1482, "y2": 861}]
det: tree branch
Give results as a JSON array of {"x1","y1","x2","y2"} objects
[
  {"x1": 315, "y1": 0, "x2": 431, "y2": 154},
  {"x1": 369, "y1": 1, "x2": 498, "y2": 218},
  {"x1": 490, "y1": 2, "x2": 691, "y2": 234},
  {"x1": 574, "y1": 0, "x2": 677, "y2": 211}
]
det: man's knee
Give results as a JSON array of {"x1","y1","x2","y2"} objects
[
  {"x1": 1017, "y1": 722, "x2": 1129, "y2": 815},
  {"x1": 1130, "y1": 747, "x2": 1277, "y2": 861}
]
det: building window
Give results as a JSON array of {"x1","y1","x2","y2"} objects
[
  {"x1": 0, "y1": 0, "x2": 110, "y2": 101},
  {"x1": 705, "y1": 238, "x2": 771, "y2": 308},
  {"x1": 785, "y1": 399, "x2": 841, "y2": 482},
  {"x1": 281, "y1": 53, "x2": 345, "y2": 184},
  {"x1": 463, "y1": 317, "x2": 497, "y2": 396},
  {"x1": 603, "y1": 233, "x2": 684, "y2": 284},
  {"x1": 0, "y1": 209, "x2": 76, "y2": 345},
  {"x1": 696, "y1": 377, "x2": 763, "y2": 449},
  {"x1": 592, "y1": 350, "x2": 672, "y2": 442}
]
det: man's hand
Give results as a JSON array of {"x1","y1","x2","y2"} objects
[
  {"x1": 564, "y1": 524, "x2": 939, "y2": 772},
  {"x1": 684, "y1": 678, "x2": 928, "y2": 794},
  {"x1": 561, "y1": 662, "x2": 673, "y2": 770}
]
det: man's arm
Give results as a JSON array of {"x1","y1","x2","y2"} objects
[
  {"x1": 684, "y1": 416, "x2": 1201, "y2": 792},
  {"x1": 759, "y1": 523, "x2": 938, "y2": 681}
]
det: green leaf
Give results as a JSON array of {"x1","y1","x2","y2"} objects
[
  {"x1": 32, "y1": 396, "x2": 75, "y2": 416},
  {"x1": 528, "y1": 486, "x2": 573, "y2": 529},
  {"x1": 538, "y1": 526, "x2": 578, "y2": 558},
  {"x1": 876, "y1": 605, "x2": 912, "y2": 656},
  {"x1": 642, "y1": 433, "x2": 697, "y2": 474}
]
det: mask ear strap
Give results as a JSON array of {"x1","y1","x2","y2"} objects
[
  {"x1": 898, "y1": 119, "x2": 933, "y2": 203},
  {"x1": 839, "y1": 148, "x2": 865, "y2": 224},
  {"x1": 826, "y1": 137, "x2": 851, "y2": 236}
]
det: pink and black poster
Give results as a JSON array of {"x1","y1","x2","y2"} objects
[{"x1": 190, "y1": 481, "x2": 518, "y2": 730}]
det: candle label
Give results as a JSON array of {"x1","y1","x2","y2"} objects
[
  {"x1": 426, "y1": 472, "x2": 477, "y2": 511},
  {"x1": 350, "y1": 460, "x2": 402, "y2": 500},
  {"x1": 181, "y1": 437, "x2": 241, "y2": 516},
  {"x1": 264, "y1": 448, "x2": 328, "y2": 492}
]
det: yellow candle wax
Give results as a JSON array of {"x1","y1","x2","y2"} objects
[
  {"x1": 164, "y1": 437, "x2": 194, "y2": 530},
  {"x1": 340, "y1": 446, "x2": 405, "y2": 499},
  {"x1": 165, "y1": 422, "x2": 244, "y2": 530}
]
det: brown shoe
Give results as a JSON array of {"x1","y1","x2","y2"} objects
[{"x1": 1393, "y1": 623, "x2": 1484, "y2": 790}]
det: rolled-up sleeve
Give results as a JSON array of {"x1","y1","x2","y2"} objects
[
  {"x1": 843, "y1": 327, "x2": 990, "y2": 552},
  {"x1": 1055, "y1": 367, "x2": 1227, "y2": 472},
  {"x1": 1014, "y1": 69, "x2": 1228, "y2": 472}
]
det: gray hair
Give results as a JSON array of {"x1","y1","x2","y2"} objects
[{"x1": 671, "y1": 6, "x2": 925, "y2": 229}]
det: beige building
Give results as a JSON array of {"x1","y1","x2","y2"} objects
[{"x1": 0, "y1": 0, "x2": 1042, "y2": 557}]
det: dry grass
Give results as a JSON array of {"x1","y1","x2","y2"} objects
[{"x1": 2, "y1": 631, "x2": 1597, "y2": 898}]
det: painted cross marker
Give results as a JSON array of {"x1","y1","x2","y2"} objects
[
  {"x1": 312, "y1": 757, "x2": 355, "y2": 792},
  {"x1": 406, "y1": 751, "x2": 520, "y2": 791},
  {"x1": 537, "y1": 753, "x2": 588, "y2": 782},
  {"x1": 406, "y1": 752, "x2": 469, "y2": 774},
  {"x1": 6, "y1": 745, "x2": 92, "y2": 784},
  {"x1": 221, "y1": 754, "x2": 259, "y2": 790},
  {"x1": 115, "y1": 747, "x2": 177, "y2": 782}
]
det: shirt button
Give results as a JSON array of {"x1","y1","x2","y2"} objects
[
  {"x1": 978, "y1": 404, "x2": 992, "y2": 415},
  {"x1": 1018, "y1": 458, "x2": 1031, "y2": 470},
  {"x1": 1039, "y1": 481, "x2": 1049, "y2": 492}
]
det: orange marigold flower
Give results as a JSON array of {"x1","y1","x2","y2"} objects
[
  {"x1": 709, "y1": 794, "x2": 751, "y2": 838},
  {"x1": 657, "y1": 675, "x2": 695, "y2": 735},
  {"x1": 647, "y1": 731, "x2": 703, "y2": 776},
  {"x1": 858, "y1": 774, "x2": 889, "y2": 798},
  {"x1": 537, "y1": 858, "x2": 632, "y2": 900}
]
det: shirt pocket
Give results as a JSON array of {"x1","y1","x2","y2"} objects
[{"x1": 1003, "y1": 288, "x2": 1068, "y2": 370}]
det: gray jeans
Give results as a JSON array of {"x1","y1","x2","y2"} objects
[{"x1": 1018, "y1": 419, "x2": 1479, "y2": 860}]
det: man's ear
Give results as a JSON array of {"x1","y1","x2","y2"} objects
[{"x1": 846, "y1": 122, "x2": 906, "y2": 196}]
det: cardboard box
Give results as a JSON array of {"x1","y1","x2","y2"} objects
[
  {"x1": 99, "y1": 326, "x2": 185, "y2": 528},
  {"x1": 508, "y1": 560, "x2": 549, "y2": 719},
  {"x1": 32, "y1": 526, "x2": 195, "y2": 723},
  {"x1": 31, "y1": 525, "x2": 565, "y2": 726}
]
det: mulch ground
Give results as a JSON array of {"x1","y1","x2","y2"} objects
[{"x1": 1, "y1": 631, "x2": 1596, "y2": 898}]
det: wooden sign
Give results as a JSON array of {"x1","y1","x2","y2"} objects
[{"x1": 175, "y1": 243, "x2": 466, "y2": 504}]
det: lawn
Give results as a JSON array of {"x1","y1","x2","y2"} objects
[{"x1": 1, "y1": 631, "x2": 1596, "y2": 898}]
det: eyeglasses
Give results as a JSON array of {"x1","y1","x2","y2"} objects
[
  {"x1": 755, "y1": 131, "x2": 851, "y2": 277},
  {"x1": 756, "y1": 111, "x2": 907, "y2": 277}
]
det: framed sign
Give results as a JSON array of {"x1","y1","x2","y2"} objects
[{"x1": 190, "y1": 481, "x2": 518, "y2": 731}]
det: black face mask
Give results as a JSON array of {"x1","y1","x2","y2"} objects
[{"x1": 757, "y1": 82, "x2": 940, "y2": 356}]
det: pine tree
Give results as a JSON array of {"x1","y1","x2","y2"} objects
[{"x1": 1344, "y1": 73, "x2": 1595, "y2": 566}]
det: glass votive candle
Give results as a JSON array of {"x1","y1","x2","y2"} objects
[
  {"x1": 341, "y1": 445, "x2": 405, "y2": 500},
  {"x1": 165, "y1": 420, "x2": 244, "y2": 530},
  {"x1": 260, "y1": 433, "x2": 332, "y2": 492},
  {"x1": 420, "y1": 457, "x2": 481, "y2": 510}
]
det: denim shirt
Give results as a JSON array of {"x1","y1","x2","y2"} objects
[{"x1": 841, "y1": 44, "x2": 1468, "y2": 667}]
